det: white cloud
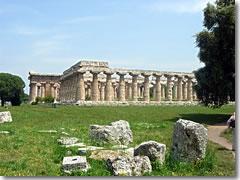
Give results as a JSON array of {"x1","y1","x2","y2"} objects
[
  {"x1": 147, "y1": 0, "x2": 215, "y2": 14},
  {"x1": 13, "y1": 25, "x2": 44, "y2": 36},
  {"x1": 31, "y1": 39, "x2": 64, "y2": 56},
  {"x1": 64, "y1": 16, "x2": 105, "y2": 24}
]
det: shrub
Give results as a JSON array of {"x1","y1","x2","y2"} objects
[
  {"x1": 43, "y1": 96, "x2": 54, "y2": 103},
  {"x1": 31, "y1": 101, "x2": 37, "y2": 105},
  {"x1": 35, "y1": 97, "x2": 42, "y2": 104}
]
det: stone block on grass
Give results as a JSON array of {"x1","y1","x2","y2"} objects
[
  {"x1": 89, "y1": 120, "x2": 133, "y2": 145},
  {"x1": 106, "y1": 156, "x2": 152, "y2": 176},
  {"x1": 170, "y1": 119, "x2": 208, "y2": 161},
  {"x1": 134, "y1": 141, "x2": 166, "y2": 164},
  {"x1": 0, "y1": 111, "x2": 12, "y2": 123},
  {"x1": 62, "y1": 156, "x2": 91, "y2": 174},
  {"x1": 58, "y1": 137, "x2": 79, "y2": 145}
]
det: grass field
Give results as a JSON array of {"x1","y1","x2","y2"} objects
[{"x1": 0, "y1": 104, "x2": 235, "y2": 176}]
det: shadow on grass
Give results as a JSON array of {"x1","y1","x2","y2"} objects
[{"x1": 166, "y1": 114, "x2": 230, "y2": 125}]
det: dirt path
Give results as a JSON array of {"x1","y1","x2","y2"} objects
[{"x1": 207, "y1": 123, "x2": 232, "y2": 150}]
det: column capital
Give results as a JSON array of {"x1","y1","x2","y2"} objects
[
  {"x1": 104, "y1": 70, "x2": 115, "y2": 75},
  {"x1": 186, "y1": 75, "x2": 194, "y2": 79},
  {"x1": 36, "y1": 83, "x2": 41, "y2": 87},
  {"x1": 129, "y1": 71, "x2": 140, "y2": 76},
  {"x1": 117, "y1": 71, "x2": 127, "y2": 76},
  {"x1": 90, "y1": 70, "x2": 101, "y2": 74},
  {"x1": 77, "y1": 69, "x2": 86, "y2": 74},
  {"x1": 153, "y1": 73, "x2": 162, "y2": 77},
  {"x1": 164, "y1": 74, "x2": 174, "y2": 78},
  {"x1": 175, "y1": 74, "x2": 184, "y2": 79},
  {"x1": 141, "y1": 72, "x2": 152, "y2": 77}
]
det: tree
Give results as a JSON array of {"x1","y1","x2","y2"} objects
[
  {"x1": 0, "y1": 73, "x2": 25, "y2": 106},
  {"x1": 194, "y1": 0, "x2": 235, "y2": 107}
]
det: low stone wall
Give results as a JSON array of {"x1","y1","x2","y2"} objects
[{"x1": 59, "y1": 101, "x2": 199, "y2": 106}]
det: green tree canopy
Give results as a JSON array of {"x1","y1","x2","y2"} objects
[
  {"x1": 0, "y1": 73, "x2": 25, "y2": 106},
  {"x1": 194, "y1": 0, "x2": 235, "y2": 107}
]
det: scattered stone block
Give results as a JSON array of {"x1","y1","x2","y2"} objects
[
  {"x1": 61, "y1": 132, "x2": 70, "y2": 136},
  {"x1": 118, "y1": 148, "x2": 134, "y2": 157},
  {"x1": 0, "y1": 111, "x2": 12, "y2": 123},
  {"x1": 78, "y1": 146, "x2": 104, "y2": 156},
  {"x1": 89, "y1": 120, "x2": 133, "y2": 145},
  {"x1": 0, "y1": 131, "x2": 9, "y2": 134},
  {"x1": 58, "y1": 137, "x2": 79, "y2": 145},
  {"x1": 112, "y1": 145, "x2": 128, "y2": 149},
  {"x1": 134, "y1": 141, "x2": 166, "y2": 164},
  {"x1": 170, "y1": 119, "x2": 208, "y2": 161},
  {"x1": 38, "y1": 130, "x2": 57, "y2": 133},
  {"x1": 106, "y1": 156, "x2": 152, "y2": 176},
  {"x1": 62, "y1": 156, "x2": 91, "y2": 174},
  {"x1": 65, "y1": 143, "x2": 85, "y2": 148},
  {"x1": 89, "y1": 150, "x2": 121, "y2": 161}
]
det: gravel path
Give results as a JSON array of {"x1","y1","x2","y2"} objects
[{"x1": 207, "y1": 123, "x2": 232, "y2": 150}]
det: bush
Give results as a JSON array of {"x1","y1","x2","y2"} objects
[
  {"x1": 43, "y1": 96, "x2": 54, "y2": 103},
  {"x1": 31, "y1": 101, "x2": 37, "y2": 105},
  {"x1": 35, "y1": 97, "x2": 42, "y2": 104}
]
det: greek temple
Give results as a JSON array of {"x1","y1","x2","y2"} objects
[{"x1": 28, "y1": 60, "x2": 197, "y2": 104}]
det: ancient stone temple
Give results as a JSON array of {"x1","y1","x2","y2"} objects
[
  {"x1": 28, "y1": 72, "x2": 61, "y2": 102},
  {"x1": 28, "y1": 60, "x2": 197, "y2": 104},
  {"x1": 59, "y1": 60, "x2": 197, "y2": 104}
]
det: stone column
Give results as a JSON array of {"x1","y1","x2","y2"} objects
[
  {"x1": 54, "y1": 86, "x2": 57, "y2": 98},
  {"x1": 29, "y1": 83, "x2": 36, "y2": 102},
  {"x1": 130, "y1": 73, "x2": 139, "y2": 101},
  {"x1": 75, "y1": 72, "x2": 85, "y2": 102},
  {"x1": 153, "y1": 74, "x2": 161, "y2": 102},
  {"x1": 56, "y1": 87, "x2": 59, "y2": 100},
  {"x1": 152, "y1": 84, "x2": 156, "y2": 99},
  {"x1": 91, "y1": 71, "x2": 100, "y2": 101},
  {"x1": 142, "y1": 73, "x2": 151, "y2": 102},
  {"x1": 36, "y1": 84, "x2": 40, "y2": 98},
  {"x1": 113, "y1": 83, "x2": 118, "y2": 100},
  {"x1": 117, "y1": 72, "x2": 126, "y2": 101},
  {"x1": 187, "y1": 76, "x2": 193, "y2": 102},
  {"x1": 125, "y1": 82, "x2": 129, "y2": 99},
  {"x1": 166, "y1": 75, "x2": 173, "y2": 101},
  {"x1": 177, "y1": 76, "x2": 183, "y2": 101},
  {"x1": 87, "y1": 83, "x2": 91, "y2": 99},
  {"x1": 100, "y1": 82, "x2": 105, "y2": 101},
  {"x1": 41, "y1": 83, "x2": 45, "y2": 98},
  {"x1": 161, "y1": 85, "x2": 165, "y2": 99},
  {"x1": 183, "y1": 81, "x2": 187, "y2": 100},
  {"x1": 173, "y1": 80, "x2": 178, "y2": 100},
  {"x1": 104, "y1": 71, "x2": 114, "y2": 101},
  {"x1": 50, "y1": 83, "x2": 54, "y2": 98},
  {"x1": 192, "y1": 82, "x2": 197, "y2": 100},
  {"x1": 128, "y1": 83, "x2": 132, "y2": 100},
  {"x1": 137, "y1": 84, "x2": 141, "y2": 98}
]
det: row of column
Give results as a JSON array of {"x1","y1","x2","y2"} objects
[
  {"x1": 29, "y1": 82, "x2": 60, "y2": 102},
  {"x1": 60, "y1": 72, "x2": 196, "y2": 103}
]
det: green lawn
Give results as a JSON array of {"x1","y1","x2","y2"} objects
[{"x1": 0, "y1": 104, "x2": 235, "y2": 176}]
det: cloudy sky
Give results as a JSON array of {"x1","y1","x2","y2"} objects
[{"x1": 0, "y1": 0, "x2": 217, "y2": 93}]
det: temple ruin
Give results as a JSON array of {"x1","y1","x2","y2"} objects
[
  {"x1": 28, "y1": 72, "x2": 61, "y2": 102},
  {"x1": 28, "y1": 60, "x2": 197, "y2": 104}
]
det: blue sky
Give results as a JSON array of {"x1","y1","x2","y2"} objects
[{"x1": 0, "y1": 0, "x2": 216, "y2": 93}]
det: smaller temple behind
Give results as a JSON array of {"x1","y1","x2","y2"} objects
[{"x1": 28, "y1": 71, "x2": 61, "y2": 102}]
